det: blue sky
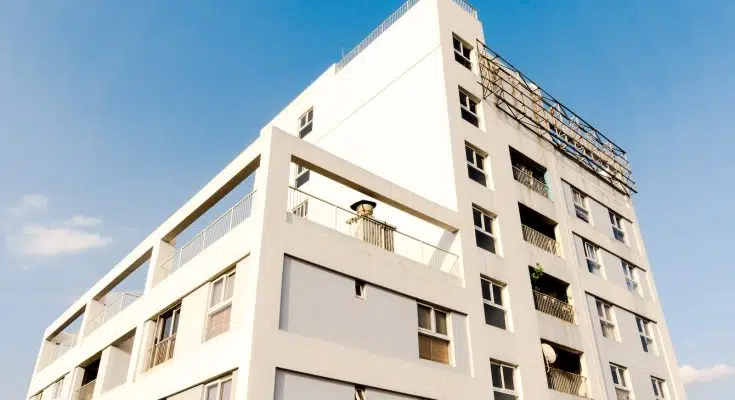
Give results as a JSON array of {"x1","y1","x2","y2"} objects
[{"x1": 1, "y1": 0, "x2": 733, "y2": 398}]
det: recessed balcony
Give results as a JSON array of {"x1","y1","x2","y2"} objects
[
  {"x1": 542, "y1": 341, "x2": 588, "y2": 397},
  {"x1": 85, "y1": 292, "x2": 140, "y2": 335},
  {"x1": 519, "y1": 204, "x2": 561, "y2": 256},
  {"x1": 510, "y1": 148, "x2": 550, "y2": 198},
  {"x1": 530, "y1": 267, "x2": 574, "y2": 323}
]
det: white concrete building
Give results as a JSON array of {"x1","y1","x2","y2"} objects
[{"x1": 25, "y1": 1, "x2": 686, "y2": 400}]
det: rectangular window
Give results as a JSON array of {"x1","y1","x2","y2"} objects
[
  {"x1": 295, "y1": 164, "x2": 310, "y2": 188},
  {"x1": 596, "y1": 300, "x2": 618, "y2": 340},
  {"x1": 355, "y1": 386, "x2": 367, "y2": 400},
  {"x1": 298, "y1": 107, "x2": 313, "y2": 138},
  {"x1": 205, "y1": 270, "x2": 236, "y2": 340},
  {"x1": 481, "y1": 278, "x2": 507, "y2": 330},
  {"x1": 651, "y1": 377, "x2": 667, "y2": 400},
  {"x1": 622, "y1": 261, "x2": 640, "y2": 295},
  {"x1": 355, "y1": 280, "x2": 366, "y2": 299},
  {"x1": 203, "y1": 375, "x2": 233, "y2": 400},
  {"x1": 417, "y1": 304, "x2": 450, "y2": 364},
  {"x1": 452, "y1": 35, "x2": 473, "y2": 69},
  {"x1": 572, "y1": 188, "x2": 590, "y2": 222},
  {"x1": 609, "y1": 210, "x2": 626, "y2": 242},
  {"x1": 149, "y1": 304, "x2": 181, "y2": 369},
  {"x1": 636, "y1": 316, "x2": 657, "y2": 354},
  {"x1": 610, "y1": 364, "x2": 631, "y2": 399},
  {"x1": 459, "y1": 89, "x2": 479, "y2": 127},
  {"x1": 490, "y1": 361, "x2": 518, "y2": 400},
  {"x1": 584, "y1": 241, "x2": 602, "y2": 276},
  {"x1": 465, "y1": 144, "x2": 487, "y2": 186},
  {"x1": 473, "y1": 206, "x2": 496, "y2": 253}
]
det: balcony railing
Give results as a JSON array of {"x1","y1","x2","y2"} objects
[
  {"x1": 42, "y1": 332, "x2": 78, "y2": 368},
  {"x1": 547, "y1": 367, "x2": 588, "y2": 397},
  {"x1": 85, "y1": 292, "x2": 140, "y2": 335},
  {"x1": 615, "y1": 388, "x2": 632, "y2": 400},
  {"x1": 146, "y1": 334, "x2": 176, "y2": 370},
  {"x1": 74, "y1": 379, "x2": 96, "y2": 400},
  {"x1": 522, "y1": 224, "x2": 561, "y2": 256},
  {"x1": 287, "y1": 187, "x2": 459, "y2": 275},
  {"x1": 513, "y1": 166, "x2": 550, "y2": 198},
  {"x1": 533, "y1": 291, "x2": 575, "y2": 323},
  {"x1": 451, "y1": 0, "x2": 478, "y2": 18},
  {"x1": 157, "y1": 191, "x2": 256, "y2": 283}
]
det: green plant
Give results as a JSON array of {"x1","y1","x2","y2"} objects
[{"x1": 531, "y1": 263, "x2": 544, "y2": 290}]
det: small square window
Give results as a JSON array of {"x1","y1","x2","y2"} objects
[
  {"x1": 636, "y1": 316, "x2": 657, "y2": 354},
  {"x1": 459, "y1": 89, "x2": 480, "y2": 127},
  {"x1": 622, "y1": 261, "x2": 641, "y2": 295},
  {"x1": 355, "y1": 280, "x2": 366, "y2": 299},
  {"x1": 491, "y1": 361, "x2": 518, "y2": 400},
  {"x1": 572, "y1": 188, "x2": 590, "y2": 222},
  {"x1": 609, "y1": 211, "x2": 626, "y2": 242},
  {"x1": 298, "y1": 108, "x2": 313, "y2": 138},
  {"x1": 596, "y1": 300, "x2": 618, "y2": 341},
  {"x1": 584, "y1": 241, "x2": 603, "y2": 276},
  {"x1": 466, "y1": 143, "x2": 487, "y2": 186},
  {"x1": 453, "y1": 35, "x2": 473, "y2": 70},
  {"x1": 473, "y1": 206, "x2": 496, "y2": 253},
  {"x1": 481, "y1": 278, "x2": 507, "y2": 330}
]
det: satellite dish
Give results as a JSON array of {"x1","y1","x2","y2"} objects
[{"x1": 541, "y1": 343, "x2": 557, "y2": 364}]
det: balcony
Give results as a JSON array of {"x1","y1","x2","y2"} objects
[
  {"x1": 74, "y1": 380, "x2": 95, "y2": 400},
  {"x1": 510, "y1": 148, "x2": 550, "y2": 198},
  {"x1": 85, "y1": 292, "x2": 140, "y2": 334},
  {"x1": 157, "y1": 191, "x2": 256, "y2": 283},
  {"x1": 513, "y1": 166, "x2": 550, "y2": 198},
  {"x1": 519, "y1": 204, "x2": 560, "y2": 256},
  {"x1": 42, "y1": 331, "x2": 78, "y2": 369},
  {"x1": 615, "y1": 388, "x2": 632, "y2": 400},
  {"x1": 287, "y1": 187, "x2": 459, "y2": 275},
  {"x1": 146, "y1": 334, "x2": 176, "y2": 370},
  {"x1": 533, "y1": 291, "x2": 574, "y2": 323},
  {"x1": 548, "y1": 367, "x2": 588, "y2": 397}
]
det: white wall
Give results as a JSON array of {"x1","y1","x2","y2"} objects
[{"x1": 274, "y1": 370, "x2": 422, "y2": 400}]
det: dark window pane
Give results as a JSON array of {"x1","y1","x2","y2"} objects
[
  {"x1": 418, "y1": 305, "x2": 432, "y2": 329},
  {"x1": 476, "y1": 155, "x2": 484, "y2": 170},
  {"x1": 611, "y1": 366, "x2": 619, "y2": 385},
  {"x1": 483, "y1": 215, "x2": 493, "y2": 232},
  {"x1": 503, "y1": 366, "x2": 515, "y2": 390},
  {"x1": 641, "y1": 337, "x2": 649, "y2": 352},
  {"x1": 454, "y1": 52, "x2": 471, "y2": 69},
  {"x1": 491, "y1": 364, "x2": 502, "y2": 388},
  {"x1": 468, "y1": 166, "x2": 487, "y2": 186},
  {"x1": 295, "y1": 170, "x2": 310, "y2": 188},
  {"x1": 475, "y1": 231, "x2": 496, "y2": 253},
  {"x1": 299, "y1": 122, "x2": 313, "y2": 138},
  {"x1": 484, "y1": 304, "x2": 506, "y2": 329},
  {"x1": 435, "y1": 311, "x2": 447, "y2": 335},
  {"x1": 459, "y1": 91, "x2": 467, "y2": 103},
  {"x1": 453, "y1": 37, "x2": 460, "y2": 51},
  {"x1": 473, "y1": 209, "x2": 482, "y2": 227},
  {"x1": 481, "y1": 279, "x2": 491, "y2": 301},
  {"x1": 469, "y1": 101, "x2": 476, "y2": 113},
  {"x1": 494, "y1": 392, "x2": 516, "y2": 400},
  {"x1": 465, "y1": 146, "x2": 474, "y2": 163},
  {"x1": 461, "y1": 108, "x2": 479, "y2": 126},
  {"x1": 492, "y1": 285, "x2": 503, "y2": 306}
]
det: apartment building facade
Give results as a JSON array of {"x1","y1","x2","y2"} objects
[{"x1": 25, "y1": 1, "x2": 686, "y2": 400}]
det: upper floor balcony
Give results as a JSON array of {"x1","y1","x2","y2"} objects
[
  {"x1": 287, "y1": 187, "x2": 459, "y2": 276},
  {"x1": 531, "y1": 267, "x2": 574, "y2": 324},
  {"x1": 542, "y1": 340, "x2": 588, "y2": 398},
  {"x1": 511, "y1": 148, "x2": 550, "y2": 199},
  {"x1": 84, "y1": 292, "x2": 141, "y2": 335},
  {"x1": 519, "y1": 204, "x2": 561, "y2": 256}
]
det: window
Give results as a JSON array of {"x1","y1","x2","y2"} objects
[
  {"x1": 490, "y1": 361, "x2": 518, "y2": 400},
  {"x1": 203, "y1": 376, "x2": 233, "y2": 400},
  {"x1": 481, "y1": 278, "x2": 507, "y2": 330},
  {"x1": 465, "y1": 144, "x2": 487, "y2": 186},
  {"x1": 355, "y1": 386, "x2": 367, "y2": 400},
  {"x1": 609, "y1": 211, "x2": 626, "y2": 242},
  {"x1": 473, "y1": 206, "x2": 496, "y2": 253},
  {"x1": 205, "y1": 270, "x2": 236, "y2": 340},
  {"x1": 622, "y1": 262, "x2": 640, "y2": 295},
  {"x1": 298, "y1": 107, "x2": 313, "y2": 138},
  {"x1": 584, "y1": 241, "x2": 602, "y2": 276},
  {"x1": 417, "y1": 304, "x2": 450, "y2": 364},
  {"x1": 459, "y1": 89, "x2": 479, "y2": 126},
  {"x1": 452, "y1": 35, "x2": 472, "y2": 69},
  {"x1": 295, "y1": 164, "x2": 310, "y2": 188},
  {"x1": 596, "y1": 300, "x2": 617, "y2": 340},
  {"x1": 50, "y1": 379, "x2": 63, "y2": 399},
  {"x1": 572, "y1": 188, "x2": 590, "y2": 222},
  {"x1": 355, "y1": 280, "x2": 366, "y2": 299},
  {"x1": 610, "y1": 364, "x2": 631, "y2": 399},
  {"x1": 651, "y1": 377, "x2": 667, "y2": 400},
  {"x1": 636, "y1": 316, "x2": 657, "y2": 354},
  {"x1": 149, "y1": 304, "x2": 181, "y2": 369}
]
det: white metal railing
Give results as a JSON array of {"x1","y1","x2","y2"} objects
[
  {"x1": 74, "y1": 379, "x2": 96, "y2": 400},
  {"x1": 85, "y1": 292, "x2": 141, "y2": 335},
  {"x1": 43, "y1": 332, "x2": 78, "y2": 368},
  {"x1": 287, "y1": 187, "x2": 459, "y2": 275},
  {"x1": 452, "y1": 0, "x2": 478, "y2": 18},
  {"x1": 533, "y1": 291, "x2": 574, "y2": 323},
  {"x1": 547, "y1": 367, "x2": 588, "y2": 397},
  {"x1": 157, "y1": 191, "x2": 256, "y2": 283},
  {"x1": 146, "y1": 334, "x2": 176, "y2": 370},
  {"x1": 513, "y1": 166, "x2": 550, "y2": 198},
  {"x1": 336, "y1": 0, "x2": 419, "y2": 71},
  {"x1": 616, "y1": 388, "x2": 632, "y2": 400},
  {"x1": 522, "y1": 224, "x2": 561, "y2": 256}
]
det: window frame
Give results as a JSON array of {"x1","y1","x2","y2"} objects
[
  {"x1": 651, "y1": 376, "x2": 667, "y2": 400},
  {"x1": 155, "y1": 304, "x2": 181, "y2": 343},
  {"x1": 465, "y1": 143, "x2": 487, "y2": 186},
  {"x1": 205, "y1": 269, "x2": 236, "y2": 341},
  {"x1": 355, "y1": 386, "x2": 368, "y2": 400},
  {"x1": 622, "y1": 261, "x2": 641, "y2": 295},
  {"x1": 417, "y1": 303, "x2": 451, "y2": 364},
  {"x1": 452, "y1": 34, "x2": 473, "y2": 70},
  {"x1": 473, "y1": 206, "x2": 497, "y2": 253},
  {"x1": 294, "y1": 164, "x2": 310, "y2": 188},
  {"x1": 459, "y1": 88, "x2": 480, "y2": 127},
  {"x1": 596, "y1": 299, "x2": 618, "y2": 340},
  {"x1": 490, "y1": 360, "x2": 518, "y2": 399},
  {"x1": 355, "y1": 280, "x2": 366, "y2": 299},
  {"x1": 481, "y1": 277, "x2": 507, "y2": 330},
  {"x1": 609, "y1": 210, "x2": 626, "y2": 242},
  {"x1": 572, "y1": 188, "x2": 590, "y2": 222},
  {"x1": 584, "y1": 240, "x2": 603, "y2": 275},
  {"x1": 298, "y1": 107, "x2": 314, "y2": 138},
  {"x1": 50, "y1": 378, "x2": 64, "y2": 399},
  {"x1": 610, "y1": 363, "x2": 630, "y2": 390},
  {"x1": 636, "y1": 316, "x2": 657, "y2": 354},
  {"x1": 202, "y1": 375, "x2": 233, "y2": 400}
]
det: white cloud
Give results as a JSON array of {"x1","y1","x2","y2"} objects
[
  {"x1": 680, "y1": 364, "x2": 735, "y2": 384},
  {"x1": 9, "y1": 194, "x2": 48, "y2": 216},
  {"x1": 6, "y1": 224, "x2": 112, "y2": 257},
  {"x1": 64, "y1": 215, "x2": 102, "y2": 228}
]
